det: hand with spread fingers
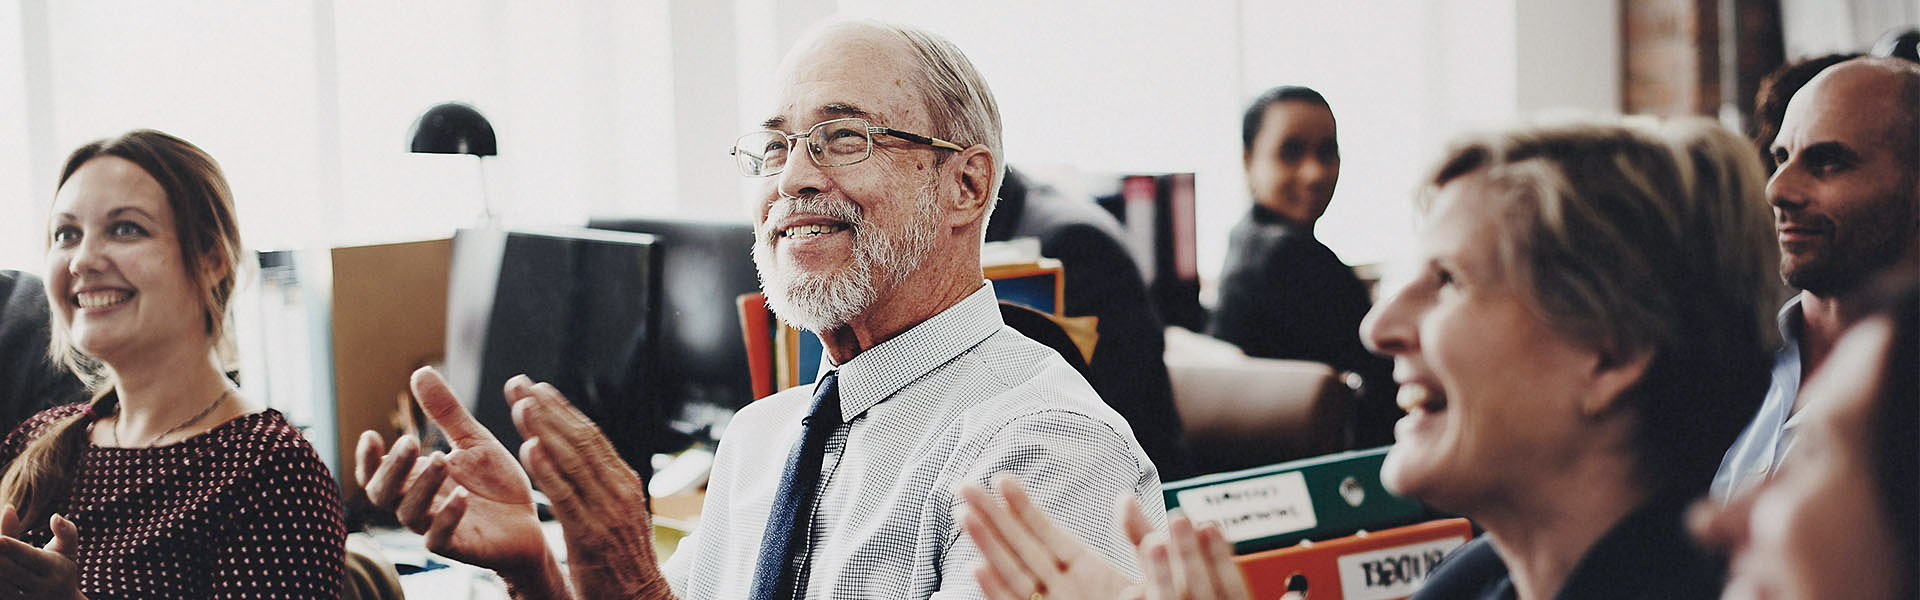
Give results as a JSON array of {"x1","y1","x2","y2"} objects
[
  {"x1": 961, "y1": 476, "x2": 1253, "y2": 600},
  {"x1": 354, "y1": 367, "x2": 569, "y2": 599},
  {"x1": 1135, "y1": 512, "x2": 1250, "y2": 600},
  {"x1": 510, "y1": 378, "x2": 676, "y2": 600},
  {"x1": 959, "y1": 475, "x2": 1141, "y2": 600},
  {"x1": 0, "y1": 505, "x2": 84, "y2": 600}
]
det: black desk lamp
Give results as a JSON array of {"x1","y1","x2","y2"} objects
[{"x1": 408, "y1": 102, "x2": 499, "y2": 224}]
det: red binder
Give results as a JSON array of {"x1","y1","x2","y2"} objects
[
  {"x1": 736, "y1": 292, "x2": 775, "y2": 400},
  {"x1": 1234, "y1": 518, "x2": 1473, "y2": 600}
]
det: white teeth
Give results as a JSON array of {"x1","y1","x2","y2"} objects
[
  {"x1": 1396, "y1": 385, "x2": 1438, "y2": 412},
  {"x1": 782, "y1": 224, "x2": 843, "y2": 238},
  {"x1": 76, "y1": 291, "x2": 132, "y2": 309}
]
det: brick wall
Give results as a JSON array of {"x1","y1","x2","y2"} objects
[{"x1": 1622, "y1": 0, "x2": 1784, "y2": 122}]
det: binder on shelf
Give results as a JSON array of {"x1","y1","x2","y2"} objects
[
  {"x1": 1163, "y1": 446, "x2": 1428, "y2": 554},
  {"x1": 1235, "y1": 518, "x2": 1472, "y2": 600},
  {"x1": 1167, "y1": 172, "x2": 1197, "y2": 282},
  {"x1": 761, "y1": 257, "x2": 1064, "y2": 392},
  {"x1": 1118, "y1": 175, "x2": 1159, "y2": 284},
  {"x1": 1090, "y1": 172, "x2": 1204, "y2": 330},
  {"x1": 737, "y1": 292, "x2": 776, "y2": 401}
]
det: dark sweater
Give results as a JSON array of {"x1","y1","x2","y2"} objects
[
  {"x1": 2, "y1": 404, "x2": 346, "y2": 599},
  {"x1": 1412, "y1": 495, "x2": 1724, "y2": 599},
  {"x1": 1207, "y1": 204, "x2": 1397, "y2": 446}
]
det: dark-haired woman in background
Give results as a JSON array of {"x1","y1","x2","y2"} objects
[
  {"x1": 0, "y1": 130, "x2": 344, "y2": 599},
  {"x1": 1208, "y1": 85, "x2": 1398, "y2": 447}
]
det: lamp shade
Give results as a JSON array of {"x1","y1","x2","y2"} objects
[{"x1": 408, "y1": 102, "x2": 497, "y2": 156}]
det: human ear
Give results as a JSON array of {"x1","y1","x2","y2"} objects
[
  {"x1": 1580, "y1": 346, "x2": 1654, "y2": 418},
  {"x1": 198, "y1": 246, "x2": 231, "y2": 283},
  {"x1": 945, "y1": 146, "x2": 997, "y2": 229}
]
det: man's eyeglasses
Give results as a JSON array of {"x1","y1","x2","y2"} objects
[{"x1": 730, "y1": 117, "x2": 964, "y2": 178}]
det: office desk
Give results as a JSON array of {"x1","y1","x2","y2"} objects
[{"x1": 373, "y1": 490, "x2": 704, "y2": 600}]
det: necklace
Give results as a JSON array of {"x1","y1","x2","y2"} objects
[{"x1": 111, "y1": 389, "x2": 232, "y2": 448}]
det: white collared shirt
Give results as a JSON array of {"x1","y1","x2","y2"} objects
[
  {"x1": 662, "y1": 284, "x2": 1165, "y2": 599},
  {"x1": 1712, "y1": 294, "x2": 1806, "y2": 500}
]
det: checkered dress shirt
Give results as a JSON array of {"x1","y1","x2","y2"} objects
[{"x1": 661, "y1": 284, "x2": 1166, "y2": 598}]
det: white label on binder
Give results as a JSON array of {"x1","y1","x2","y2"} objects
[
  {"x1": 1335, "y1": 537, "x2": 1467, "y2": 600},
  {"x1": 1173, "y1": 471, "x2": 1316, "y2": 543}
]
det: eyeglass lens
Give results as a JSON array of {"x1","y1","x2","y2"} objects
[{"x1": 733, "y1": 118, "x2": 874, "y2": 177}]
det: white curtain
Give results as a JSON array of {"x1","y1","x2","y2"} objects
[{"x1": 1781, "y1": 0, "x2": 1920, "y2": 58}]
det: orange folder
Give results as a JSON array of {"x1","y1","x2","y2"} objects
[{"x1": 1234, "y1": 518, "x2": 1473, "y2": 600}]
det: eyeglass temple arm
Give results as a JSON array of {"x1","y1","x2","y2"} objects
[{"x1": 871, "y1": 127, "x2": 966, "y2": 152}]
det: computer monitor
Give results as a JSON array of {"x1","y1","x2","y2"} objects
[
  {"x1": 587, "y1": 217, "x2": 763, "y2": 443},
  {"x1": 443, "y1": 227, "x2": 663, "y2": 472}
]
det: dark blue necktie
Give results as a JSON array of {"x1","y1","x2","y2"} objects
[{"x1": 749, "y1": 371, "x2": 841, "y2": 600}]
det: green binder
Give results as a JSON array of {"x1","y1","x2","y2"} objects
[{"x1": 1162, "y1": 446, "x2": 1430, "y2": 554}]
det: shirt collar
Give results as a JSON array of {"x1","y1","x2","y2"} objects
[
  {"x1": 827, "y1": 283, "x2": 1003, "y2": 422},
  {"x1": 1777, "y1": 292, "x2": 1806, "y2": 348}
]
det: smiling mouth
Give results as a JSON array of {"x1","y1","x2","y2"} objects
[
  {"x1": 1396, "y1": 383, "x2": 1447, "y2": 413},
  {"x1": 75, "y1": 290, "x2": 134, "y2": 310},
  {"x1": 779, "y1": 223, "x2": 850, "y2": 239}
]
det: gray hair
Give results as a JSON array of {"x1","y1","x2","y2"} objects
[{"x1": 827, "y1": 20, "x2": 1005, "y2": 205}]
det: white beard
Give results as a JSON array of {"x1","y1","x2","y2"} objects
[{"x1": 754, "y1": 179, "x2": 940, "y2": 333}]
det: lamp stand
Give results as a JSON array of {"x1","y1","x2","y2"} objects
[{"x1": 477, "y1": 156, "x2": 499, "y2": 228}]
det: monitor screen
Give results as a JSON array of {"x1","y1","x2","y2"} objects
[
  {"x1": 444, "y1": 227, "x2": 663, "y2": 470},
  {"x1": 587, "y1": 217, "x2": 762, "y2": 443}
]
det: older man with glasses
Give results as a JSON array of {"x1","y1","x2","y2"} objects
[{"x1": 354, "y1": 18, "x2": 1165, "y2": 600}]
